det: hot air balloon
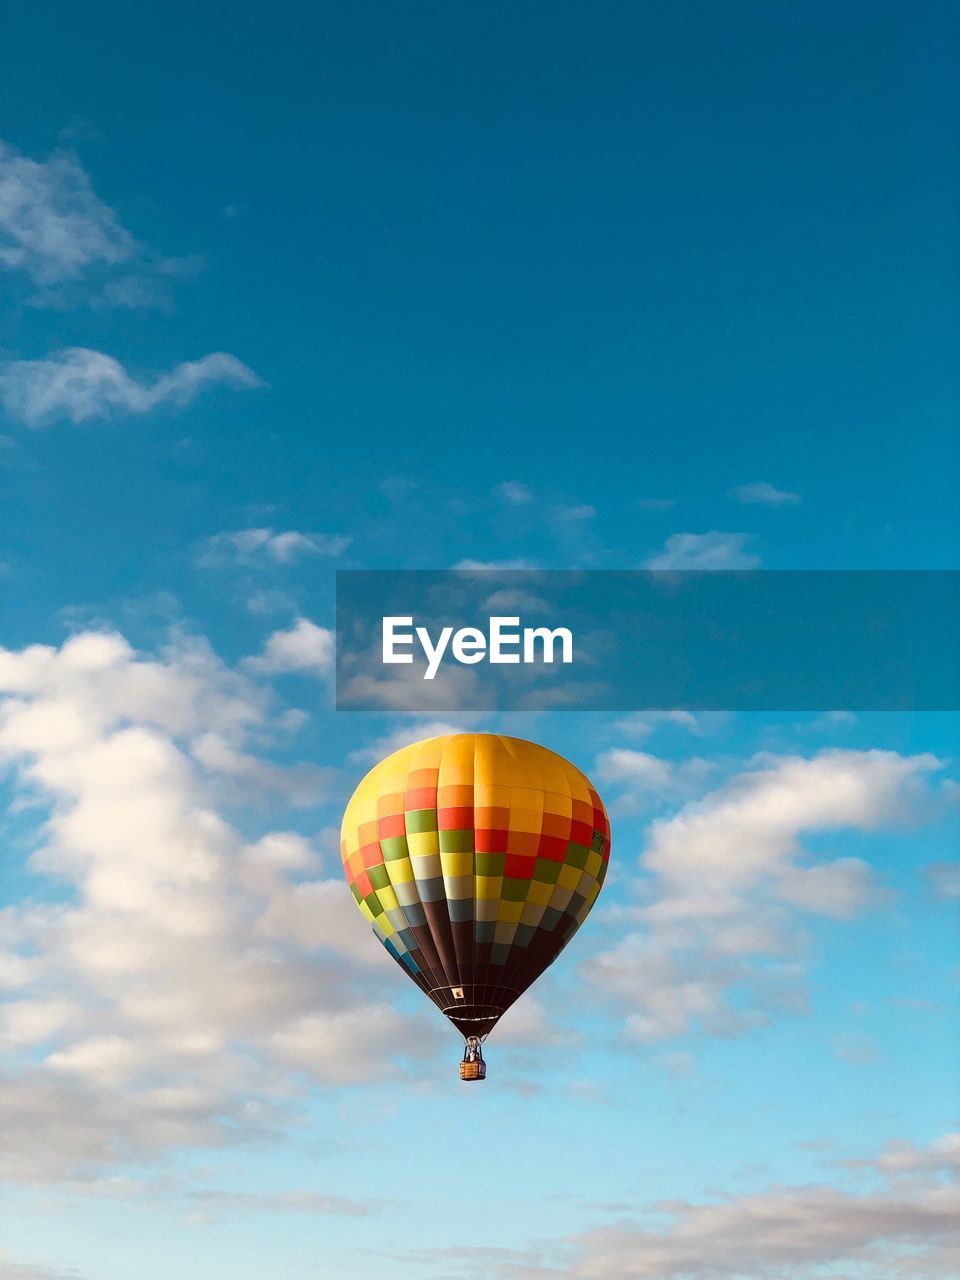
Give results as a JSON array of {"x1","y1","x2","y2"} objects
[{"x1": 340, "y1": 733, "x2": 611, "y2": 1080}]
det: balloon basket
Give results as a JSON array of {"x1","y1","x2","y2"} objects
[{"x1": 459, "y1": 1037, "x2": 486, "y2": 1081}]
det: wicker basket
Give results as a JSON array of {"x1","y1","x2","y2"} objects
[{"x1": 459, "y1": 1059, "x2": 486, "y2": 1081}]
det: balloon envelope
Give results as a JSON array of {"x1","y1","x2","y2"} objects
[{"x1": 340, "y1": 733, "x2": 611, "y2": 1039}]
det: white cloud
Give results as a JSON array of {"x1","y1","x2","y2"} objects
[
  {"x1": 493, "y1": 481, "x2": 533, "y2": 505},
  {"x1": 197, "y1": 528, "x2": 349, "y2": 568},
  {"x1": 453, "y1": 558, "x2": 535, "y2": 571},
  {"x1": 0, "y1": 348, "x2": 262, "y2": 427},
  {"x1": 552, "y1": 503, "x2": 596, "y2": 523},
  {"x1": 0, "y1": 629, "x2": 434, "y2": 1182},
  {"x1": 271, "y1": 1005, "x2": 441, "y2": 1084},
  {"x1": 0, "y1": 1255, "x2": 83, "y2": 1280},
  {"x1": 644, "y1": 531, "x2": 760, "y2": 570},
  {"x1": 862, "y1": 1132, "x2": 960, "y2": 1177},
  {"x1": 610, "y1": 711, "x2": 703, "y2": 740},
  {"x1": 247, "y1": 617, "x2": 335, "y2": 677},
  {"x1": 185, "y1": 1186, "x2": 390, "y2": 1219},
  {"x1": 560, "y1": 1165, "x2": 958, "y2": 1278},
  {"x1": 922, "y1": 861, "x2": 960, "y2": 901},
  {"x1": 347, "y1": 720, "x2": 472, "y2": 764},
  {"x1": 0, "y1": 139, "x2": 201, "y2": 309},
  {"x1": 584, "y1": 750, "x2": 941, "y2": 1042},
  {"x1": 0, "y1": 140, "x2": 134, "y2": 285},
  {"x1": 642, "y1": 750, "x2": 935, "y2": 895},
  {"x1": 427, "y1": 1133, "x2": 959, "y2": 1280},
  {"x1": 731, "y1": 480, "x2": 801, "y2": 506},
  {"x1": 595, "y1": 749, "x2": 714, "y2": 808}
]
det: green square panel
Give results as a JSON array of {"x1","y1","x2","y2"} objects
[
  {"x1": 476, "y1": 852, "x2": 505, "y2": 876},
  {"x1": 380, "y1": 835, "x2": 410, "y2": 861},
  {"x1": 501, "y1": 877, "x2": 530, "y2": 903},
  {"x1": 533, "y1": 857, "x2": 561, "y2": 884},
  {"x1": 363, "y1": 891, "x2": 383, "y2": 915},
  {"x1": 439, "y1": 828, "x2": 474, "y2": 854},
  {"x1": 566, "y1": 842, "x2": 590, "y2": 869},
  {"x1": 405, "y1": 808, "x2": 439, "y2": 834},
  {"x1": 368, "y1": 863, "x2": 390, "y2": 890}
]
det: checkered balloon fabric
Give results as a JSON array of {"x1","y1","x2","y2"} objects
[{"x1": 340, "y1": 734, "x2": 611, "y2": 1038}]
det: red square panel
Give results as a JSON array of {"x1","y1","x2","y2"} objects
[
  {"x1": 405, "y1": 786, "x2": 438, "y2": 811},
  {"x1": 438, "y1": 805, "x2": 474, "y2": 831},
  {"x1": 504, "y1": 854, "x2": 535, "y2": 880},
  {"x1": 570, "y1": 819, "x2": 593, "y2": 847},
  {"x1": 378, "y1": 812, "x2": 406, "y2": 839},
  {"x1": 361, "y1": 841, "x2": 384, "y2": 869},
  {"x1": 537, "y1": 833, "x2": 569, "y2": 862},
  {"x1": 476, "y1": 828, "x2": 509, "y2": 853}
]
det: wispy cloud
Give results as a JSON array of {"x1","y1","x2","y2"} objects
[
  {"x1": 186, "y1": 1186, "x2": 391, "y2": 1219},
  {"x1": 644, "y1": 531, "x2": 760, "y2": 570},
  {"x1": 0, "y1": 138, "x2": 200, "y2": 309},
  {"x1": 493, "y1": 481, "x2": 533, "y2": 506},
  {"x1": 595, "y1": 748, "x2": 714, "y2": 809},
  {"x1": 0, "y1": 1255, "x2": 84, "y2": 1280},
  {"x1": 452, "y1": 558, "x2": 536, "y2": 571},
  {"x1": 196, "y1": 528, "x2": 349, "y2": 568},
  {"x1": 731, "y1": 480, "x2": 801, "y2": 506},
  {"x1": 0, "y1": 348, "x2": 262, "y2": 427},
  {"x1": 0, "y1": 140, "x2": 134, "y2": 285},
  {"x1": 347, "y1": 720, "x2": 473, "y2": 764},
  {"x1": 922, "y1": 861, "x2": 960, "y2": 901},
  {"x1": 425, "y1": 1132, "x2": 959, "y2": 1280}
]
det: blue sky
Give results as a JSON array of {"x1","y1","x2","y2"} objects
[{"x1": 0, "y1": 4, "x2": 958, "y2": 1279}]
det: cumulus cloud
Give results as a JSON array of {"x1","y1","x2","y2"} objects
[
  {"x1": 196, "y1": 528, "x2": 349, "y2": 568},
  {"x1": 730, "y1": 480, "x2": 801, "y2": 506},
  {"x1": 0, "y1": 138, "x2": 201, "y2": 309},
  {"x1": 0, "y1": 629, "x2": 435, "y2": 1183},
  {"x1": 246, "y1": 617, "x2": 335, "y2": 677},
  {"x1": 0, "y1": 348, "x2": 262, "y2": 427},
  {"x1": 643, "y1": 531, "x2": 760, "y2": 570},
  {"x1": 584, "y1": 750, "x2": 941, "y2": 1043}
]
